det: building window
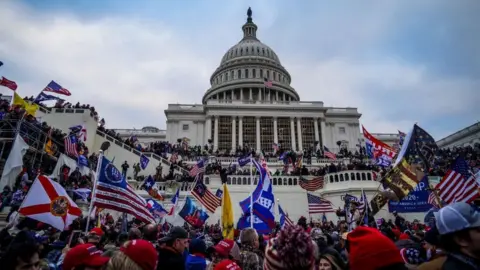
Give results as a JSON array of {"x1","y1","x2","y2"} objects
[
  {"x1": 260, "y1": 69, "x2": 263, "y2": 78},
  {"x1": 237, "y1": 70, "x2": 241, "y2": 79},
  {"x1": 266, "y1": 70, "x2": 270, "y2": 79},
  {"x1": 245, "y1": 69, "x2": 249, "y2": 78},
  {"x1": 339, "y1": 127, "x2": 346, "y2": 134},
  {"x1": 183, "y1": 124, "x2": 189, "y2": 131},
  {"x1": 231, "y1": 70, "x2": 234, "y2": 79},
  {"x1": 253, "y1": 69, "x2": 256, "y2": 78},
  {"x1": 225, "y1": 72, "x2": 229, "y2": 81}
]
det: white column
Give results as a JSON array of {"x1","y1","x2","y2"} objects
[
  {"x1": 205, "y1": 117, "x2": 212, "y2": 144},
  {"x1": 256, "y1": 117, "x2": 261, "y2": 152},
  {"x1": 231, "y1": 117, "x2": 236, "y2": 151},
  {"x1": 297, "y1": 118, "x2": 303, "y2": 151},
  {"x1": 249, "y1": 88, "x2": 253, "y2": 100},
  {"x1": 313, "y1": 117, "x2": 320, "y2": 145},
  {"x1": 273, "y1": 117, "x2": 278, "y2": 144},
  {"x1": 320, "y1": 119, "x2": 326, "y2": 148},
  {"x1": 276, "y1": 91, "x2": 279, "y2": 102},
  {"x1": 238, "y1": 117, "x2": 243, "y2": 147},
  {"x1": 213, "y1": 116, "x2": 219, "y2": 151},
  {"x1": 290, "y1": 117, "x2": 296, "y2": 151},
  {"x1": 258, "y1": 88, "x2": 262, "y2": 101},
  {"x1": 240, "y1": 88, "x2": 244, "y2": 100}
]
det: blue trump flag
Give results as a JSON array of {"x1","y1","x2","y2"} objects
[
  {"x1": 34, "y1": 92, "x2": 62, "y2": 103},
  {"x1": 388, "y1": 176, "x2": 432, "y2": 213},
  {"x1": 97, "y1": 156, "x2": 127, "y2": 189},
  {"x1": 140, "y1": 155, "x2": 150, "y2": 170},
  {"x1": 146, "y1": 199, "x2": 168, "y2": 218},
  {"x1": 237, "y1": 159, "x2": 275, "y2": 234},
  {"x1": 237, "y1": 155, "x2": 252, "y2": 167},
  {"x1": 179, "y1": 197, "x2": 209, "y2": 228}
]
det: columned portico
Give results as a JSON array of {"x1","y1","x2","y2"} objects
[
  {"x1": 238, "y1": 117, "x2": 243, "y2": 147},
  {"x1": 314, "y1": 118, "x2": 320, "y2": 150},
  {"x1": 273, "y1": 117, "x2": 278, "y2": 144},
  {"x1": 320, "y1": 119, "x2": 326, "y2": 148},
  {"x1": 290, "y1": 117, "x2": 296, "y2": 151},
  {"x1": 205, "y1": 116, "x2": 212, "y2": 144},
  {"x1": 297, "y1": 118, "x2": 303, "y2": 151},
  {"x1": 256, "y1": 116, "x2": 261, "y2": 151},
  {"x1": 231, "y1": 117, "x2": 236, "y2": 151},
  {"x1": 213, "y1": 116, "x2": 219, "y2": 151}
]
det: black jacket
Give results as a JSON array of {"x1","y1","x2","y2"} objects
[{"x1": 157, "y1": 246, "x2": 185, "y2": 270}]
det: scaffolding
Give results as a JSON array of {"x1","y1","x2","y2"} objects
[{"x1": 0, "y1": 119, "x2": 62, "y2": 175}]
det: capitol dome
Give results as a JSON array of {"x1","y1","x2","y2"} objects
[{"x1": 202, "y1": 8, "x2": 300, "y2": 104}]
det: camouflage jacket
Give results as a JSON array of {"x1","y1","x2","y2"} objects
[{"x1": 238, "y1": 245, "x2": 263, "y2": 270}]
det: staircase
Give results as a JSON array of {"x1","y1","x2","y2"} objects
[{"x1": 94, "y1": 129, "x2": 189, "y2": 180}]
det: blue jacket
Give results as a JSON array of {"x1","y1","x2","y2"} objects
[{"x1": 185, "y1": 254, "x2": 207, "y2": 270}]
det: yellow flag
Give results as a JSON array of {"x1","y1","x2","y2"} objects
[
  {"x1": 45, "y1": 139, "x2": 54, "y2": 155},
  {"x1": 13, "y1": 92, "x2": 39, "y2": 116},
  {"x1": 221, "y1": 183, "x2": 234, "y2": 240}
]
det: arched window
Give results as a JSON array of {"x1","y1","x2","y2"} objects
[
  {"x1": 260, "y1": 69, "x2": 263, "y2": 78},
  {"x1": 237, "y1": 70, "x2": 241, "y2": 79},
  {"x1": 225, "y1": 72, "x2": 229, "y2": 81},
  {"x1": 240, "y1": 48, "x2": 243, "y2": 55},
  {"x1": 245, "y1": 69, "x2": 249, "y2": 78},
  {"x1": 231, "y1": 70, "x2": 234, "y2": 79},
  {"x1": 246, "y1": 47, "x2": 249, "y2": 53},
  {"x1": 266, "y1": 70, "x2": 270, "y2": 79},
  {"x1": 253, "y1": 69, "x2": 256, "y2": 78}
]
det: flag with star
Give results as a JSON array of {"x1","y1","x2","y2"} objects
[
  {"x1": 371, "y1": 124, "x2": 438, "y2": 215},
  {"x1": 18, "y1": 175, "x2": 82, "y2": 231},
  {"x1": 143, "y1": 175, "x2": 163, "y2": 200}
]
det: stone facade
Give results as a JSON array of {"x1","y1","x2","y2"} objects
[{"x1": 164, "y1": 11, "x2": 362, "y2": 153}]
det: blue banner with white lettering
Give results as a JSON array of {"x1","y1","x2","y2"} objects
[{"x1": 388, "y1": 176, "x2": 432, "y2": 213}]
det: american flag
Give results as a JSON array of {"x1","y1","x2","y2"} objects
[
  {"x1": 299, "y1": 176, "x2": 324, "y2": 191},
  {"x1": 94, "y1": 182, "x2": 154, "y2": 224},
  {"x1": 428, "y1": 192, "x2": 440, "y2": 208},
  {"x1": 191, "y1": 174, "x2": 221, "y2": 213},
  {"x1": 437, "y1": 157, "x2": 479, "y2": 204},
  {"x1": 264, "y1": 78, "x2": 273, "y2": 88},
  {"x1": 278, "y1": 204, "x2": 294, "y2": 228},
  {"x1": 323, "y1": 146, "x2": 337, "y2": 160},
  {"x1": 64, "y1": 135, "x2": 79, "y2": 157},
  {"x1": 43, "y1": 80, "x2": 71, "y2": 96},
  {"x1": 0, "y1": 76, "x2": 18, "y2": 91},
  {"x1": 307, "y1": 193, "x2": 334, "y2": 213},
  {"x1": 190, "y1": 159, "x2": 206, "y2": 177}
]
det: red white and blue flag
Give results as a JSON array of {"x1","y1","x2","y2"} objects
[
  {"x1": 323, "y1": 146, "x2": 337, "y2": 160},
  {"x1": 437, "y1": 157, "x2": 479, "y2": 204},
  {"x1": 43, "y1": 80, "x2": 71, "y2": 96},
  {"x1": 93, "y1": 157, "x2": 154, "y2": 224},
  {"x1": 64, "y1": 135, "x2": 79, "y2": 157},
  {"x1": 190, "y1": 159, "x2": 206, "y2": 177},
  {"x1": 168, "y1": 188, "x2": 180, "y2": 216}
]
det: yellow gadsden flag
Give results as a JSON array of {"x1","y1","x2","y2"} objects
[
  {"x1": 13, "y1": 92, "x2": 39, "y2": 116},
  {"x1": 221, "y1": 183, "x2": 234, "y2": 240}
]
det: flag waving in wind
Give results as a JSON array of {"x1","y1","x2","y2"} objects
[
  {"x1": 222, "y1": 183, "x2": 234, "y2": 240},
  {"x1": 278, "y1": 204, "x2": 293, "y2": 228},
  {"x1": 43, "y1": 80, "x2": 71, "y2": 96},
  {"x1": 19, "y1": 175, "x2": 82, "y2": 231}
]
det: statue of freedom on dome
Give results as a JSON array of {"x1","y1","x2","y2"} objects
[{"x1": 247, "y1": 7, "x2": 252, "y2": 18}]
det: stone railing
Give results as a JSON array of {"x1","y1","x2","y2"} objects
[
  {"x1": 38, "y1": 106, "x2": 99, "y2": 121},
  {"x1": 96, "y1": 129, "x2": 189, "y2": 175},
  {"x1": 179, "y1": 156, "x2": 354, "y2": 165}
]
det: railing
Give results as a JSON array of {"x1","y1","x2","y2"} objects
[
  {"x1": 324, "y1": 170, "x2": 377, "y2": 184},
  {"x1": 95, "y1": 129, "x2": 189, "y2": 175},
  {"x1": 38, "y1": 106, "x2": 99, "y2": 121},
  {"x1": 179, "y1": 156, "x2": 359, "y2": 165}
]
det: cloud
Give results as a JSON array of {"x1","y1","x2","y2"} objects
[{"x1": 0, "y1": 0, "x2": 478, "y2": 140}]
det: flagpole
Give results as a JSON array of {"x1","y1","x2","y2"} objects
[
  {"x1": 250, "y1": 154, "x2": 253, "y2": 228},
  {"x1": 85, "y1": 150, "x2": 103, "y2": 233}
]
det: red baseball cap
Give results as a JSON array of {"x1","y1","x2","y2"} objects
[
  {"x1": 213, "y1": 239, "x2": 234, "y2": 257},
  {"x1": 214, "y1": 259, "x2": 241, "y2": 270},
  {"x1": 120, "y1": 239, "x2": 158, "y2": 270},
  {"x1": 89, "y1": 227, "x2": 104, "y2": 236},
  {"x1": 63, "y1": 244, "x2": 109, "y2": 270}
]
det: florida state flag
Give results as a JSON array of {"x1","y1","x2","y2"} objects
[{"x1": 19, "y1": 175, "x2": 82, "y2": 231}]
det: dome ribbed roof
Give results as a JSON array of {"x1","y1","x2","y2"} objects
[{"x1": 220, "y1": 39, "x2": 282, "y2": 66}]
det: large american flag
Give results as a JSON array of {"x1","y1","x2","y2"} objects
[
  {"x1": 299, "y1": 176, "x2": 324, "y2": 191},
  {"x1": 94, "y1": 181, "x2": 154, "y2": 224},
  {"x1": 437, "y1": 157, "x2": 479, "y2": 204},
  {"x1": 191, "y1": 175, "x2": 221, "y2": 213},
  {"x1": 64, "y1": 135, "x2": 79, "y2": 157},
  {"x1": 307, "y1": 193, "x2": 334, "y2": 213},
  {"x1": 323, "y1": 146, "x2": 337, "y2": 160},
  {"x1": 190, "y1": 159, "x2": 206, "y2": 177}
]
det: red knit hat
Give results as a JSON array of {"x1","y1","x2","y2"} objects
[
  {"x1": 120, "y1": 239, "x2": 158, "y2": 270},
  {"x1": 347, "y1": 227, "x2": 403, "y2": 270}
]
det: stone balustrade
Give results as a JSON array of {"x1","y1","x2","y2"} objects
[{"x1": 178, "y1": 156, "x2": 370, "y2": 166}]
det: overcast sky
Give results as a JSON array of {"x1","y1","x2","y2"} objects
[{"x1": 0, "y1": 0, "x2": 478, "y2": 140}]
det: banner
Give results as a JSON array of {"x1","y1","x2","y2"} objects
[
  {"x1": 388, "y1": 177, "x2": 432, "y2": 213},
  {"x1": 178, "y1": 197, "x2": 209, "y2": 228}
]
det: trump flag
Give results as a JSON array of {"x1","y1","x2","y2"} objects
[{"x1": 19, "y1": 175, "x2": 82, "y2": 231}]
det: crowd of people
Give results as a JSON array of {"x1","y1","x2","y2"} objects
[{"x1": 1, "y1": 201, "x2": 479, "y2": 269}]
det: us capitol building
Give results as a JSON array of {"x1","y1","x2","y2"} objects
[{"x1": 164, "y1": 8, "x2": 362, "y2": 153}]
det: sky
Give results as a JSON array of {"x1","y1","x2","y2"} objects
[{"x1": 0, "y1": 0, "x2": 479, "y2": 140}]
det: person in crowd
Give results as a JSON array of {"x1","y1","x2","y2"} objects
[
  {"x1": 186, "y1": 238, "x2": 208, "y2": 270},
  {"x1": 207, "y1": 239, "x2": 241, "y2": 270},
  {"x1": 434, "y1": 202, "x2": 480, "y2": 269},
  {"x1": 122, "y1": 161, "x2": 129, "y2": 178},
  {"x1": 239, "y1": 228, "x2": 263, "y2": 270},
  {"x1": 105, "y1": 239, "x2": 158, "y2": 270},
  {"x1": 264, "y1": 225, "x2": 315, "y2": 269},
  {"x1": 1, "y1": 231, "x2": 41, "y2": 270},
  {"x1": 157, "y1": 226, "x2": 189, "y2": 270},
  {"x1": 62, "y1": 243, "x2": 110, "y2": 270},
  {"x1": 347, "y1": 226, "x2": 406, "y2": 270},
  {"x1": 417, "y1": 226, "x2": 446, "y2": 270},
  {"x1": 318, "y1": 247, "x2": 347, "y2": 270},
  {"x1": 103, "y1": 233, "x2": 128, "y2": 257}
]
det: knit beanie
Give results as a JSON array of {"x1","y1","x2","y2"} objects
[
  {"x1": 347, "y1": 226, "x2": 404, "y2": 270},
  {"x1": 264, "y1": 225, "x2": 314, "y2": 270}
]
